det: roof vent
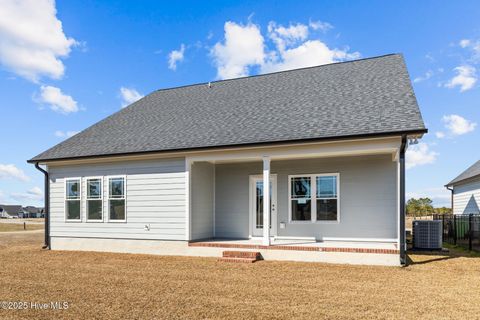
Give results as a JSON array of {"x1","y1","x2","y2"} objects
[{"x1": 208, "y1": 82, "x2": 212, "y2": 88}]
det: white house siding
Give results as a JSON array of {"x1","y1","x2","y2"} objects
[
  {"x1": 453, "y1": 179, "x2": 480, "y2": 215},
  {"x1": 191, "y1": 162, "x2": 215, "y2": 240},
  {"x1": 48, "y1": 158, "x2": 186, "y2": 241},
  {"x1": 215, "y1": 154, "x2": 398, "y2": 240}
]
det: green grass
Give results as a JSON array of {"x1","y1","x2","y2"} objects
[{"x1": 442, "y1": 242, "x2": 480, "y2": 257}]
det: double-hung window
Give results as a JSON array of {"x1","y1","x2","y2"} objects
[
  {"x1": 316, "y1": 175, "x2": 338, "y2": 221},
  {"x1": 289, "y1": 173, "x2": 339, "y2": 222},
  {"x1": 86, "y1": 178, "x2": 103, "y2": 221},
  {"x1": 290, "y1": 177, "x2": 312, "y2": 221},
  {"x1": 108, "y1": 176, "x2": 126, "y2": 221},
  {"x1": 65, "y1": 178, "x2": 81, "y2": 221}
]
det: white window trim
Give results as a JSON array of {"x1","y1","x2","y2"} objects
[
  {"x1": 288, "y1": 173, "x2": 340, "y2": 224},
  {"x1": 64, "y1": 177, "x2": 82, "y2": 222},
  {"x1": 107, "y1": 175, "x2": 127, "y2": 223},
  {"x1": 85, "y1": 176, "x2": 104, "y2": 223}
]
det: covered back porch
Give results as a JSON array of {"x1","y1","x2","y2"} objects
[{"x1": 186, "y1": 137, "x2": 404, "y2": 256}]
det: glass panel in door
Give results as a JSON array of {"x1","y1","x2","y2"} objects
[{"x1": 255, "y1": 180, "x2": 272, "y2": 229}]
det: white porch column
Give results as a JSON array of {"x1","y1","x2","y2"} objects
[
  {"x1": 185, "y1": 159, "x2": 192, "y2": 241},
  {"x1": 262, "y1": 156, "x2": 270, "y2": 246}
]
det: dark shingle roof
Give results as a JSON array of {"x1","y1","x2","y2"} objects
[
  {"x1": 29, "y1": 54, "x2": 426, "y2": 162},
  {"x1": 24, "y1": 206, "x2": 44, "y2": 214},
  {"x1": 0, "y1": 205, "x2": 24, "y2": 216},
  {"x1": 447, "y1": 160, "x2": 480, "y2": 186}
]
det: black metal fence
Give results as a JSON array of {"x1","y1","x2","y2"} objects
[{"x1": 434, "y1": 214, "x2": 480, "y2": 251}]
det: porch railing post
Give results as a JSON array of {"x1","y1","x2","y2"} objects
[
  {"x1": 469, "y1": 214, "x2": 473, "y2": 251},
  {"x1": 453, "y1": 215, "x2": 457, "y2": 246},
  {"x1": 262, "y1": 156, "x2": 271, "y2": 246}
]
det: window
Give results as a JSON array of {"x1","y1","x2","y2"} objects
[
  {"x1": 316, "y1": 175, "x2": 338, "y2": 221},
  {"x1": 290, "y1": 177, "x2": 311, "y2": 221},
  {"x1": 108, "y1": 177, "x2": 125, "y2": 221},
  {"x1": 65, "y1": 178, "x2": 81, "y2": 221},
  {"x1": 87, "y1": 178, "x2": 103, "y2": 221},
  {"x1": 289, "y1": 173, "x2": 339, "y2": 222}
]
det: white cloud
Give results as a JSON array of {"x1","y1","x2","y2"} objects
[
  {"x1": 10, "y1": 187, "x2": 43, "y2": 202},
  {"x1": 211, "y1": 21, "x2": 265, "y2": 79},
  {"x1": 458, "y1": 38, "x2": 480, "y2": 62},
  {"x1": 37, "y1": 85, "x2": 78, "y2": 114},
  {"x1": 210, "y1": 20, "x2": 359, "y2": 80},
  {"x1": 54, "y1": 130, "x2": 79, "y2": 138},
  {"x1": 445, "y1": 65, "x2": 477, "y2": 92},
  {"x1": 0, "y1": 0, "x2": 77, "y2": 82},
  {"x1": 413, "y1": 70, "x2": 434, "y2": 83},
  {"x1": 268, "y1": 22, "x2": 309, "y2": 51},
  {"x1": 406, "y1": 143, "x2": 438, "y2": 169},
  {"x1": 442, "y1": 114, "x2": 476, "y2": 135},
  {"x1": 120, "y1": 87, "x2": 144, "y2": 108},
  {"x1": 459, "y1": 38, "x2": 480, "y2": 53},
  {"x1": 0, "y1": 164, "x2": 29, "y2": 181},
  {"x1": 435, "y1": 131, "x2": 445, "y2": 139},
  {"x1": 168, "y1": 44, "x2": 185, "y2": 70},
  {"x1": 264, "y1": 21, "x2": 359, "y2": 73},
  {"x1": 262, "y1": 40, "x2": 360, "y2": 74},
  {"x1": 309, "y1": 20, "x2": 333, "y2": 32},
  {"x1": 459, "y1": 39, "x2": 471, "y2": 48}
]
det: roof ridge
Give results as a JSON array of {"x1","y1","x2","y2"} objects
[{"x1": 153, "y1": 53, "x2": 402, "y2": 93}]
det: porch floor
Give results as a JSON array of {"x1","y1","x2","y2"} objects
[{"x1": 189, "y1": 238, "x2": 399, "y2": 254}]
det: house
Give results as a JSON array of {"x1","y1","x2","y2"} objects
[
  {"x1": 0, "y1": 205, "x2": 25, "y2": 218},
  {"x1": 23, "y1": 206, "x2": 45, "y2": 218},
  {"x1": 28, "y1": 54, "x2": 427, "y2": 266},
  {"x1": 446, "y1": 160, "x2": 480, "y2": 215}
]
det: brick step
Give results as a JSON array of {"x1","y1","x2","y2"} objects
[
  {"x1": 222, "y1": 251, "x2": 261, "y2": 259},
  {"x1": 217, "y1": 257, "x2": 258, "y2": 263}
]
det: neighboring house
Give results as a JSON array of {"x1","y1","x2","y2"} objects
[
  {"x1": 0, "y1": 206, "x2": 9, "y2": 218},
  {"x1": 0, "y1": 205, "x2": 25, "y2": 218},
  {"x1": 28, "y1": 54, "x2": 427, "y2": 266},
  {"x1": 23, "y1": 206, "x2": 45, "y2": 218},
  {"x1": 446, "y1": 160, "x2": 480, "y2": 215}
]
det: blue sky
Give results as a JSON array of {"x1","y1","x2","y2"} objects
[{"x1": 0, "y1": 0, "x2": 479, "y2": 207}]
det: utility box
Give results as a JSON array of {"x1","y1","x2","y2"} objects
[{"x1": 413, "y1": 220, "x2": 442, "y2": 250}]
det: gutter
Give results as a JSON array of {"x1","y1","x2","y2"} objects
[
  {"x1": 446, "y1": 186, "x2": 454, "y2": 214},
  {"x1": 399, "y1": 135, "x2": 407, "y2": 266},
  {"x1": 34, "y1": 163, "x2": 50, "y2": 249}
]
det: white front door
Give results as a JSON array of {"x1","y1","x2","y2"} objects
[{"x1": 250, "y1": 175, "x2": 277, "y2": 237}]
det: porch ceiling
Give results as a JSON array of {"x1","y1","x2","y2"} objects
[{"x1": 188, "y1": 137, "x2": 402, "y2": 164}]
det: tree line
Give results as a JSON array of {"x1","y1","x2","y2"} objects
[{"x1": 406, "y1": 197, "x2": 451, "y2": 216}]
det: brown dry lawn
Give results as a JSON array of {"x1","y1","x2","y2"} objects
[
  {"x1": 0, "y1": 223, "x2": 44, "y2": 232},
  {"x1": 1, "y1": 232, "x2": 480, "y2": 320}
]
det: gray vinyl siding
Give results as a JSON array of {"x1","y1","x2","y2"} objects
[
  {"x1": 453, "y1": 179, "x2": 480, "y2": 215},
  {"x1": 191, "y1": 162, "x2": 214, "y2": 240},
  {"x1": 215, "y1": 155, "x2": 398, "y2": 240},
  {"x1": 49, "y1": 158, "x2": 186, "y2": 240},
  {"x1": 215, "y1": 162, "x2": 256, "y2": 238}
]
